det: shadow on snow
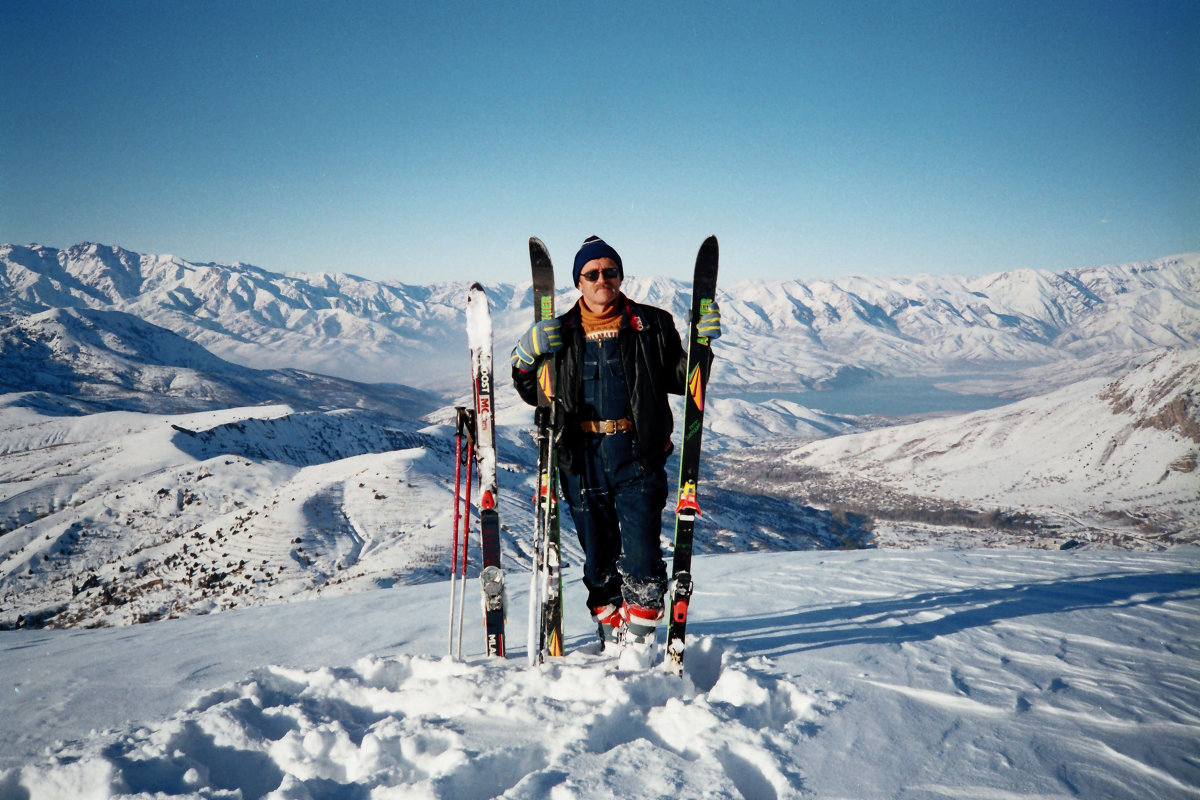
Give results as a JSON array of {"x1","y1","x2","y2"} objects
[{"x1": 703, "y1": 569, "x2": 1200, "y2": 657}]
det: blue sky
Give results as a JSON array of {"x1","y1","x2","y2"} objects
[{"x1": 2, "y1": 0, "x2": 1196, "y2": 284}]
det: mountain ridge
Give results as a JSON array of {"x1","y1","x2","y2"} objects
[{"x1": 3, "y1": 242, "x2": 1196, "y2": 392}]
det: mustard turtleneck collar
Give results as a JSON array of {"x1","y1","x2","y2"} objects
[{"x1": 578, "y1": 295, "x2": 624, "y2": 341}]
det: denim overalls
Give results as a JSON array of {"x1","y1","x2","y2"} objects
[{"x1": 558, "y1": 333, "x2": 669, "y2": 611}]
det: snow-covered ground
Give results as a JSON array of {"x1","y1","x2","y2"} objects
[
  {"x1": 2, "y1": 243, "x2": 1198, "y2": 798},
  {"x1": 2, "y1": 547, "x2": 1197, "y2": 799}
]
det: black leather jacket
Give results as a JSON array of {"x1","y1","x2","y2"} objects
[{"x1": 514, "y1": 296, "x2": 697, "y2": 474}]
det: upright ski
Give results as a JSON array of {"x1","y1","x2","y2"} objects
[
  {"x1": 527, "y1": 237, "x2": 565, "y2": 665},
  {"x1": 467, "y1": 283, "x2": 505, "y2": 657},
  {"x1": 665, "y1": 236, "x2": 719, "y2": 676}
]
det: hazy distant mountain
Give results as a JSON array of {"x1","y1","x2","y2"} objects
[
  {"x1": 3, "y1": 242, "x2": 1197, "y2": 393},
  {"x1": 0, "y1": 305, "x2": 440, "y2": 418}
]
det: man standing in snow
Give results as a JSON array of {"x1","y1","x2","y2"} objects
[{"x1": 511, "y1": 236, "x2": 721, "y2": 667}]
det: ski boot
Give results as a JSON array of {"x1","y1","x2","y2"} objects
[
  {"x1": 617, "y1": 603, "x2": 663, "y2": 670},
  {"x1": 591, "y1": 603, "x2": 623, "y2": 655}
]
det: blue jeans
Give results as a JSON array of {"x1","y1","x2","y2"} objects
[{"x1": 559, "y1": 430, "x2": 669, "y2": 612}]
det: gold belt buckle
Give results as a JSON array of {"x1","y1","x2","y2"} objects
[{"x1": 582, "y1": 418, "x2": 629, "y2": 434}]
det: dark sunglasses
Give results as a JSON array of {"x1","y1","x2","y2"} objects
[{"x1": 580, "y1": 267, "x2": 621, "y2": 282}]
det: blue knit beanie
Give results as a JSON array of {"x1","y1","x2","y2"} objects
[{"x1": 572, "y1": 236, "x2": 623, "y2": 286}]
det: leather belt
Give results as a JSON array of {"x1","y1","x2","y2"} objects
[{"x1": 579, "y1": 418, "x2": 633, "y2": 435}]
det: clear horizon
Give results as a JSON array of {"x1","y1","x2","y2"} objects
[{"x1": 2, "y1": 0, "x2": 1196, "y2": 285}]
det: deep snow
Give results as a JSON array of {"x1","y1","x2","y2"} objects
[{"x1": 2, "y1": 547, "x2": 1197, "y2": 799}]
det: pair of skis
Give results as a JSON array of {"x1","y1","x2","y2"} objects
[
  {"x1": 454, "y1": 236, "x2": 718, "y2": 674},
  {"x1": 450, "y1": 285, "x2": 505, "y2": 659},
  {"x1": 454, "y1": 247, "x2": 562, "y2": 664}
]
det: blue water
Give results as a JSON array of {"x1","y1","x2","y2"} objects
[{"x1": 732, "y1": 376, "x2": 1014, "y2": 417}]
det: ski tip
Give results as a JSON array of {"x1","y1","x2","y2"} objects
[
  {"x1": 530, "y1": 237, "x2": 551, "y2": 263},
  {"x1": 695, "y1": 237, "x2": 719, "y2": 274},
  {"x1": 469, "y1": 281, "x2": 485, "y2": 293}
]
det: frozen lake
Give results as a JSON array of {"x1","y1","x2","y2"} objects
[{"x1": 730, "y1": 374, "x2": 1016, "y2": 417}]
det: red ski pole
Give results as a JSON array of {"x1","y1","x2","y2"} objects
[{"x1": 448, "y1": 408, "x2": 467, "y2": 655}]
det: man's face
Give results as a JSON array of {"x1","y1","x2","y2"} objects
[{"x1": 577, "y1": 257, "x2": 622, "y2": 311}]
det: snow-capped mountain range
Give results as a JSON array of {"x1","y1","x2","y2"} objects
[
  {"x1": 0, "y1": 242, "x2": 1197, "y2": 633},
  {"x1": 3, "y1": 242, "x2": 1197, "y2": 393}
]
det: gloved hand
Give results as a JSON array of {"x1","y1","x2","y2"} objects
[
  {"x1": 511, "y1": 318, "x2": 564, "y2": 371},
  {"x1": 697, "y1": 301, "x2": 722, "y2": 340}
]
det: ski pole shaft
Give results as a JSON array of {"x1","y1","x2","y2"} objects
[
  {"x1": 528, "y1": 480, "x2": 543, "y2": 666},
  {"x1": 456, "y1": 440, "x2": 473, "y2": 660},
  {"x1": 448, "y1": 410, "x2": 469, "y2": 656}
]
